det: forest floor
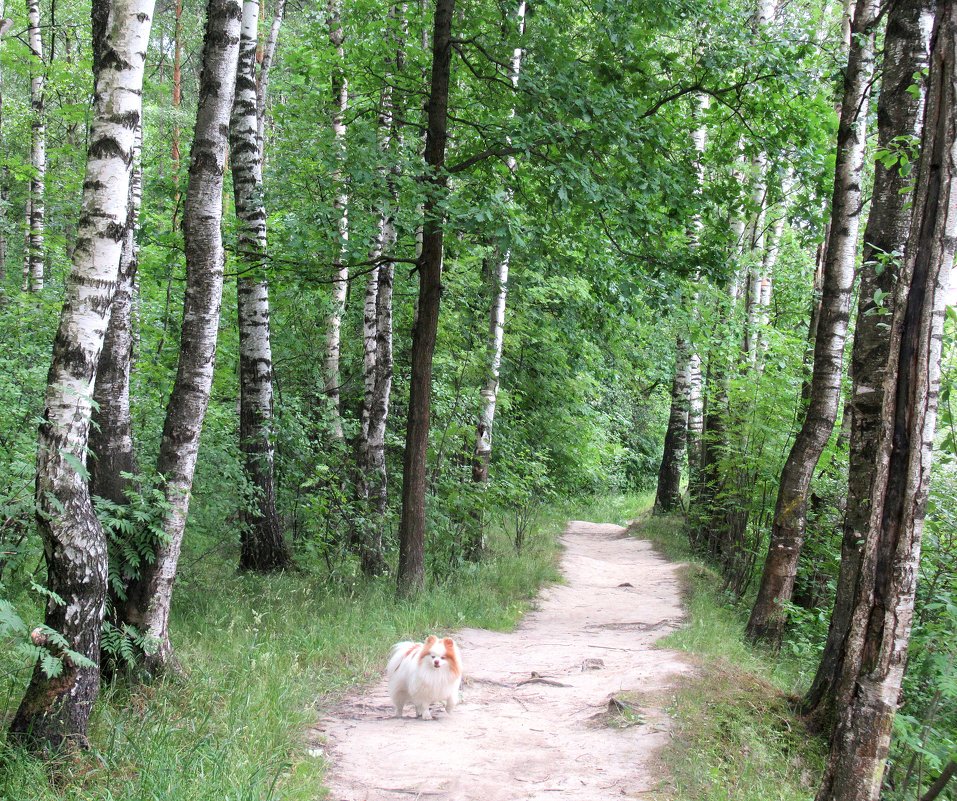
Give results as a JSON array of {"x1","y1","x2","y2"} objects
[{"x1": 312, "y1": 520, "x2": 692, "y2": 800}]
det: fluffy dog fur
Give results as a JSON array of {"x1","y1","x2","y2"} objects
[{"x1": 386, "y1": 636, "x2": 462, "y2": 720}]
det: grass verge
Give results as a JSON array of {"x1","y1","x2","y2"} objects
[
  {"x1": 632, "y1": 511, "x2": 826, "y2": 801},
  {"x1": 0, "y1": 493, "x2": 647, "y2": 801}
]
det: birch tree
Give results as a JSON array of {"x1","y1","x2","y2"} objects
[
  {"x1": 230, "y1": 0, "x2": 289, "y2": 572},
  {"x1": 323, "y1": 0, "x2": 349, "y2": 441},
  {"x1": 655, "y1": 340, "x2": 690, "y2": 512},
  {"x1": 803, "y1": 0, "x2": 936, "y2": 730},
  {"x1": 8, "y1": 0, "x2": 154, "y2": 749},
  {"x1": 355, "y1": 4, "x2": 404, "y2": 575},
  {"x1": 119, "y1": 0, "x2": 242, "y2": 668},
  {"x1": 746, "y1": 0, "x2": 883, "y2": 644},
  {"x1": 397, "y1": 0, "x2": 455, "y2": 596},
  {"x1": 24, "y1": 0, "x2": 45, "y2": 292},
  {"x1": 471, "y1": 0, "x2": 526, "y2": 486},
  {"x1": 816, "y1": 5, "x2": 956, "y2": 796},
  {"x1": 89, "y1": 126, "x2": 142, "y2": 506}
]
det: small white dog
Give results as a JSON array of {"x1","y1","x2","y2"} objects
[{"x1": 386, "y1": 635, "x2": 462, "y2": 720}]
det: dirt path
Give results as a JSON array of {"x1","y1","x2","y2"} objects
[{"x1": 315, "y1": 520, "x2": 692, "y2": 800}]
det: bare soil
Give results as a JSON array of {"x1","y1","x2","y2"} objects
[{"x1": 313, "y1": 520, "x2": 691, "y2": 800}]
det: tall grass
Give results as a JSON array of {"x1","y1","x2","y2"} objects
[
  {"x1": 0, "y1": 494, "x2": 646, "y2": 801},
  {"x1": 633, "y1": 511, "x2": 826, "y2": 801}
]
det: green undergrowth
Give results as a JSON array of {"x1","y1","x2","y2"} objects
[
  {"x1": 0, "y1": 493, "x2": 647, "y2": 801},
  {"x1": 632, "y1": 511, "x2": 827, "y2": 801}
]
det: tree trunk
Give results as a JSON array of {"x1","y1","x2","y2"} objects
[
  {"x1": 171, "y1": 0, "x2": 182, "y2": 226},
  {"x1": 25, "y1": 0, "x2": 45, "y2": 292},
  {"x1": 230, "y1": 0, "x2": 289, "y2": 572},
  {"x1": 472, "y1": 0, "x2": 526, "y2": 485},
  {"x1": 803, "y1": 0, "x2": 936, "y2": 730},
  {"x1": 921, "y1": 761, "x2": 957, "y2": 801},
  {"x1": 119, "y1": 0, "x2": 241, "y2": 670},
  {"x1": 746, "y1": 0, "x2": 882, "y2": 645},
  {"x1": 8, "y1": 0, "x2": 154, "y2": 750},
  {"x1": 816, "y1": 6, "x2": 956, "y2": 797},
  {"x1": 655, "y1": 340, "x2": 690, "y2": 512},
  {"x1": 397, "y1": 0, "x2": 455, "y2": 596},
  {"x1": 89, "y1": 125, "x2": 142, "y2": 505},
  {"x1": 323, "y1": 0, "x2": 349, "y2": 441},
  {"x1": 355, "y1": 5, "x2": 403, "y2": 575},
  {"x1": 256, "y1": 0, "x2": 285, "y2": 158}
]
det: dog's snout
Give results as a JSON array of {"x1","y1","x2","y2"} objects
[{"x1": 433, "y1": 659, "x2": 441, "y2": 667}]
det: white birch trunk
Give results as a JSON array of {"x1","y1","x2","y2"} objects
[
  {"x1": 121, "y1": 0, "x2": 242, "y2": 669},
  {"x1": 256, "y1": 0, "x2": 285, "y2": 161},
  {"x1": 472, "y1": 0, "x2": 526, "y2": 484},
  {"x1": 230, "y1": 0, "x2": 289, "y2": 571},
  {"x1": 9, "y1": 0, "x2": 154, "y2": 748},
  {"x1": 354, "y1": 4, "x2": 404, "y2": 574},
  {"x1": 89, "y1": 125, "x2": 142, "y2": 506},
  {"x1": 324, "y1": 0, "x2": 349, "y2": 440},
  {"x1": 686, "y1": 95, "x2": 708, "y2": 481},
  {"x1": 25, "y1": 0, "x2": 45, "y2": 291},
  {"x1": 747, "y1": 0, "x2": 883, "y2": 644}
]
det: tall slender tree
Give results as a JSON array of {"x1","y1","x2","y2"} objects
[
  {"x1": 803, "y1": 0, "x2": 936, "y2": 730},
  {"x1": 472, "y1": 0, "x2": 526, "y2": 486},
  {"x1": 355, "y1": 4, "x2": 404, "y2": 575},
  {"x1": 323, "y1": 0, "x2": 349, "y2": 441},
  {"x1": 120, "y1": 0, "x2": 242, "y2": 669},
  {"x1": 746, "y1": 0, "x2": 883, "y2": 644},
  {"x1": 9, "y1": 0, "x2": 154, "y2": 749},
  {"x1": 24, "y1": 0, "x2": 45, "y2": 292},
  {"x1": 230, "y1": 0, "x2": 289, "y2": 572},
  {"x1": 397, "y1": 0, "x2": 455, "y2": 596},
  {"x1": 816, "y1": 5, "x2": 956, "y2": 797}
]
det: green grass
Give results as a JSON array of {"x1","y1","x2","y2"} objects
[
  {"x1": 0, "y1": 493, "x2": 647, "y2": 801},
  {"x1": 632, "y1": 511, "x2": 826, "y2": 801}
]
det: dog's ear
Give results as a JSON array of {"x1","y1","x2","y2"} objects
[
  {"x1": 442, "y1": 637, "x2": 455, "y2": 651},
  {"x1": 423, "y1": 635, "x2": 438, "y2": 648}
]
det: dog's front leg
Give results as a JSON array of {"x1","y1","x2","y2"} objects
[{"x1": 416, "y1": 704, "x2": 432, "y2": 720}]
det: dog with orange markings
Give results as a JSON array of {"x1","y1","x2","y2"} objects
[{"x1": 386, "y1": 636, "x2": 462, "y2": 720}]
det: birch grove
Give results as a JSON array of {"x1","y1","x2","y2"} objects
[
  {"x1": 747, "y1": 0, "x2": 883, "y2": 644},
  {"x1": 9, "y1": 0, "x2": 154, "y2": 748},
  {"x1": 1, "y1": 0, "x2": 956, "y2": 792},
  {"x1": 817, "y1": 6, "x2": 956, "y2": 797},
  {"x1": 119, "y1": 0, "x2": 242, "y2": 668},
  {"x1": 803, "y1": 0, "x2": 936, "y2": 731}
]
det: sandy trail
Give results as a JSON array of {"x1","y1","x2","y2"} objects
[{"x1": 315, "y1": 520, "x2": 691, "y2": 800}]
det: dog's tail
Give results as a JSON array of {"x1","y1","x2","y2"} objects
[{"x1": 386, "y1": 641, "x2": 418, "y2": 675}]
